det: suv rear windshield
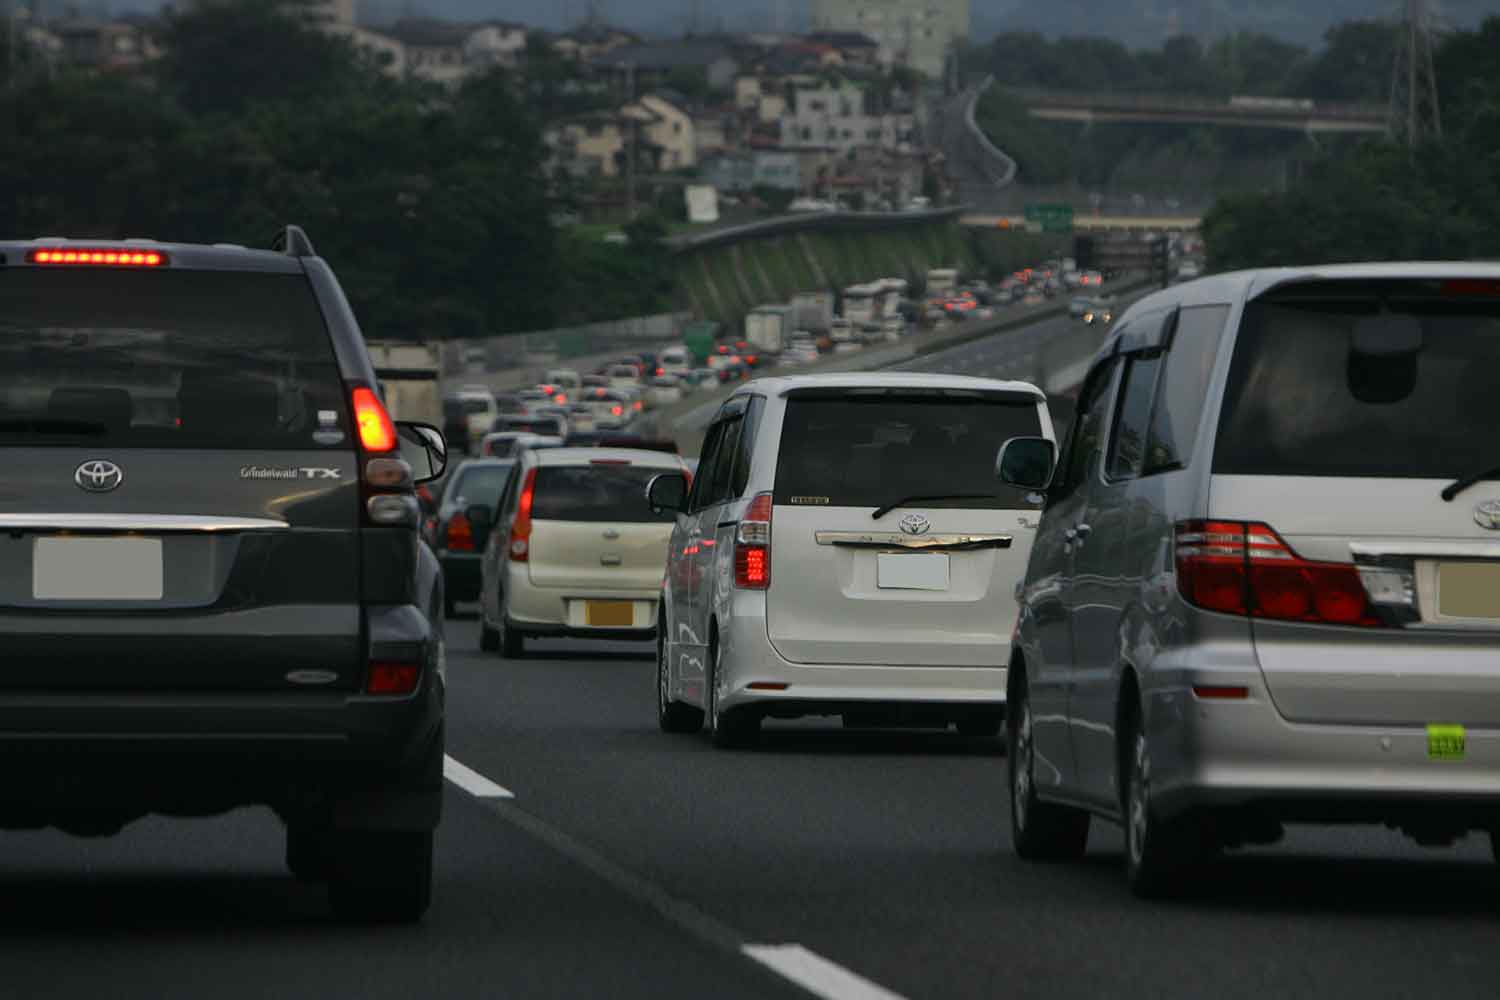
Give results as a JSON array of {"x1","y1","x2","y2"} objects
[
  {"x1": 0, "y1": 269, "x2": 343, "y2": 449},
  {"x1": 532, "y1": 465, "x2": 676, "y2": 523},
  {"x1": 774, "y1": 392, "x2": 1044, "y2": 508},
  {"x1": 1214, "y1": 284, "x2": 1500, "y2": 478}
]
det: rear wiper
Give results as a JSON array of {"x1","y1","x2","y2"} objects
[
  {"x1": 871, "y1": 494, "x2": 995, "y2": 519},
  {"x1": 0, "y1": 419, "x2": 108, "y2": 436},
  {"x1": 1441, "y1": 464, "x2": 1500, "y2": 502}
]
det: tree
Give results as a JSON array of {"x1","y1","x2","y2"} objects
[{"x1": 1293, "y1": 20, "x2": 1395, "y2": 102}]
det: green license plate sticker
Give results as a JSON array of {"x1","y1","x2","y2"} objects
[{"x1": 1427, "y1": 724, "x2": 1466, "y2": 761}]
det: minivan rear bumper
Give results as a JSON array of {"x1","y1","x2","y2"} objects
[
  {"x1": 718, "y1": 594, "x2": 1008, "y2": 713},
  {"x1": 1151, "y1": 684, "x2": 1500, "y2": 825}
]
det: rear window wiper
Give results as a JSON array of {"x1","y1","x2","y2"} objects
[
  {"x1": 1441, "y1": 464, "x2": 1500, "y2": 502},
  {"x1": 871, "y1": 494, "x2": 996, "y2": 519}
]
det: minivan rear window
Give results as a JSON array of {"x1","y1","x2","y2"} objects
[
  {"x1": 1215, "y1": 290, "x2": 1500, "y2": 478},
  {"x1": 774, "y1": 393, "x2": 1044, "y2": 508},
  {"x1": 532, "y1": 466, "x2": 677, "y2": 523},
  {"x1": 0, "y1": 269, "x2": 344, "y2": 449}
]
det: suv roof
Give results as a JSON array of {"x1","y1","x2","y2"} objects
[{"x1": 0, "y1": 228, "x2": 317, "y2": 274}]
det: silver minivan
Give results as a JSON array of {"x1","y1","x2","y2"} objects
[
  {"x1": 998, "y1": 263, "x2": 1500, "y2": 895},
  {"x1": 646, "y1": 373, "x2": 1054, "y2": 747}
]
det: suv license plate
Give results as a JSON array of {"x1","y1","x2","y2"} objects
[
  {"x1": 586, "y1": 601, "x2": 634, "y2": 627},
  {"x1": 877, "y1": 552, "x2": 950, "y2": 591},
  {"x1": 33, "y1": 536, "x2": 164, "y2": 601}
]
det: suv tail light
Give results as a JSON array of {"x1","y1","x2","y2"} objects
[
  {"x1": 1175, "y1": 520, "x2": 1383, "y2": 627},
  {"x1": 352, "y1": 387, "x2": 397, "y2": 453},
  {"x1": 445, "y1": 512, "x2": 474, "y2": 552},
  {"x1": 509, "y1": 468, "x2": 538, "y2": 562},
  {"x1": 366, "y1": 661, "x2": 421, "y2": 696},
  {"x1": 734, "y1": 492, "x2": 773, "y2": 589}
]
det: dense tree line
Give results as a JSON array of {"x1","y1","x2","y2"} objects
[
  {"x1": 1203, "y1": 18, "x2": 1500, "y2": 269},
  {"x1": 0, "y1": 1, "x2": 668, "y2": 338}
]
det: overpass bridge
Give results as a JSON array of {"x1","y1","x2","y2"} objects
[
  {"x1": 1005, "y1": 87, "x2": 1389, "y2": 134},
  {"x1": 961, "y1": 214, "x2": 1202, "y2": 233}
]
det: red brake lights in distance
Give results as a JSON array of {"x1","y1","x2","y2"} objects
[{"x1": 30, "y1": 248, "x2": 166, "y2": 267}]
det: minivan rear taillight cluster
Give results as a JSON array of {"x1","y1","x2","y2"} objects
[
  {"x1": 734, "y1": 493, "x2": 773, "y2": 589},
  {"x1": 1175, "y1": 520, "x2": 1383, "y2": 627}
]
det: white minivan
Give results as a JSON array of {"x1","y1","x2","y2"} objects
[{"x1": 645, "y1": 374, "x2": 1055, "y2": 746}]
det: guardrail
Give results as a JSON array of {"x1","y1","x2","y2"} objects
[
  {"x1": 667, "y1": 207, "x2": 966, "y2": 255},
  {"x1": 999, "y1": 86, "x2": 1388, "y2": 123}
]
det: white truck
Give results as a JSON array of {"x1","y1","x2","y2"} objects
[
  {"x1": 366, "y1": 340, "x2": 443, "y2": 426},
  {"x1": 745, "y1": 305, "x2": 794, "y2": 355},
  {"x1": 926, "y1": 268, "x2": 959, "y2": 298},
  {"x1": 790, "y1": 291, "x2": 834, "y2": 335}
]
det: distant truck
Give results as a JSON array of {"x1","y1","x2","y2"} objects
[
  {"x1": 926, "y1": 268, "x2": 959, "y2": 298},
  {"x1": 791, "y1": 291, "x2": 834, "y2": 334},
  {"x1": 366, "y1": 340, "x2": 442, "y2": 426},
  {"x1": 745, "y1": 305, "x2": 794, "y2": 355},
  {"x1": 681, "y1": 319, "x2": 721, "y2": 365}
]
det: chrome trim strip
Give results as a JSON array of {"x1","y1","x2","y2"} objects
[
  {"x1": 814, "y1": 531, "x2": 1013, "y2": 551},
  {"x1": 1352, "y1": 542, "x2": 1500, "y2": 560},
  {"x1": 0, "y1": 514, "x2": 290, "y2": 533}
]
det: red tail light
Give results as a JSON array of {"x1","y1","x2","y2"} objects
[
  {"x1": 611, "y1": 405, "x2": 624, "y2": 417},
  {"x1": 445, "y1": 512, "x2": 474, "y2": 552},
  {"x1": 366, "y1": 661, "x2": 421, "y2": 695},
  {"x1": 554, "y1": 394, "x2": 567, "y2": 404},
  {"x1": 509, "y1": 468, "x2": 538, "y2": 562},
  {"x1": 1175, "y1": 521, "x2": 1383, "y2": 627},
  {"x1": 31, "y1": 248, "x2": 166, "y2": 267},
  {"x1": 734, "y1": 492, "x2": 773, "y2": 589},
  {"x1": 352, "y1": 387, "x2": 397, "y2": 452}
]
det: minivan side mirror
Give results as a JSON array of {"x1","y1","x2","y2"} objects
[
  {"x1": 646, "y1": 472, "x2": 688, "y2": 515},
  {"x1": 996, "y1": 437, "x2": 1056, "y2": 491},
  {"x1": 398, "y1": 421, "x2": 448, "y2": 485}
]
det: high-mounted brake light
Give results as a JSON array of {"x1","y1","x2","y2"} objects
[
  {"x1": 351, "y1": 387, "x2": 397, "y2": 452},
  {"x1": 30, "y1": 248, "x2": 166, "y2": 267},
  {"x1": 509, "y1": 467, "x2": 538, "y2": 562},
  {"x1": 590, "y1": 458, "x2": 630, "y2": 465},
  {"x1": 1175, "y1": 520, "x2": 1383, "y2": 627},
  {"x1": 735, "y1": 492, "x2": 773, "y2": 590}
]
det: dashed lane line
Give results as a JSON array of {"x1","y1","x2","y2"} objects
[
  {"x1": 442, "y1": 754, "x2": 516, "y2": 799},
  {"x1": 743, "y1": 945, "x2": 910, "y2": 1000}
]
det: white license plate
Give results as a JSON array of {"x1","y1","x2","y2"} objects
[
  {"x1": 876, "y1": 552, "x2": 950, "y2": 591},
  {"x1": 33, "y1": 537, "x2": 164, "y2": 601}
]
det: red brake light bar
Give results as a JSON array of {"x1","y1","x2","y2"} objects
[{"x1": 30, "y1": 248, "x2": 167, "y2": 267}]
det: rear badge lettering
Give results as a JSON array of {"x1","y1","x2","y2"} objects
[
  {"x1": 240, "y1": 466, "x2": 343, "y2": 481},
  {"x1": 789, "y1": 496, "x2": 830, "y2": 505},
  {"x1": 285, "y1": 669, "x2": 340, "y2": 686}
]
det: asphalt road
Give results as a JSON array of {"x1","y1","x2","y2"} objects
[{"x1": 11, "y1": 622, "x2": 1497, "y2": 999}]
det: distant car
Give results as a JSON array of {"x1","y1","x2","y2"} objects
[
  {"x1": 608, "y1": 364, "x2": 642, "y2": 390},
  {"x1": 649, "y1": 375, "x2": 684, "y2": 407},
  {"x1": 1070, "y1": 296, "x2": 1096, "y2": 319},
  {"x1": 658, "y1": 346, "x2": 692, "y2": 377},
  {"x1": 543, "y1": 368, "x2": 582, "y2": 397},
  {"x1": 476, "y1": 448, "x2": 690, "y2": 656},
  {"x1": 591, "y1": 388, "x2": 633, "y2": 430},
  {"x1": 491, "y1": 413, "x2": 566, "y2": 438},
  {"x1": 689, "y1": 368, "x2": 721, "y2": 392},
  {"x1": 480, "y1": 431, "x2": 563, "y2": 459},
  {"x1": 533, "y1": 405, "x2": 573, "y2": 439},
  {"x1": 448, "y1": 388, "x2": 498, "y2": 451},
  {"x1": 432, "y1": 459, "x2": 516, "y2": 617},
  {"x1": 568, "y1": 403, "x2": 597, "y2": 433}
]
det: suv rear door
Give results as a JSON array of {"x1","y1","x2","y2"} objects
[
  {"x1": 0, "y1": 264, "x2": 363, "y2": 691},
  {"x1": 1210, "y1": 278, "x2": 1500, "y2": 726},
  {"x1": 766, "y1": 386, "x2": 1050, "y2": 667}
]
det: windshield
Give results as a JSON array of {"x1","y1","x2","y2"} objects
[
  {"x1": 0, "y1": 269, "x2": 344, "y2": 449},
  {"x1": 1214, "y1": 289, "x2": 1500, "y2": 478},
  {"x1": 774, "y1": 393, "x2": 1043, "y2": 509}
]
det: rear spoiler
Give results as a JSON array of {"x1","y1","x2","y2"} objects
[{"x1": 781, "y1": 386, "x2": 1044, "y2": 405}]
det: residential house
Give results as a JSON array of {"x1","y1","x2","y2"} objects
[
  {"x1": 593, "y1": 42, "x2": 740, "y2": 95},
  {"x1": 464, "y1": 22, "x2": 529, "y2": 71},
  {"x1": 551, "y1": 25, "x2": 638, "y2": 63},
  {"x1": 692, "y1": 108, "x2": 737, "y2": 160},
  {"x1": 807, "y1": 31, "x2": 882, "y2": 69},
  {"x1": 779, "y1": 81, "x2": 916, "y2": 157},
  {"x1": 623, "y1": 93, "x2": 696, "y2": 171},
  {"x1": 385, "y1": 19, "x2": 469, "y2": 86},
  {"x1": 545, "y1": 112, "x2": 631, "y2": 180}
]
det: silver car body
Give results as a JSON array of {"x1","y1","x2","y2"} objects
[{"x1": 1013, "y1": 262, "x2": 1500, "y2": 842}]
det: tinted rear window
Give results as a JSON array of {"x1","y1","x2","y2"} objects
[
  {"x1": 0, "y1": 269, "x2": 344, "y2": 449},
  {"x1": 450, "y1": 464, "x2": 514, "y2": 507},
  {"x1": 532, "y1": 465, "x2": 676, "y2": 523},
  {"x1": 1214, "y1": 289, "x2": 1500, "y2": 478},
  {"x1": 774, "y1": 393, "x2": 1044, "y2": 508}
]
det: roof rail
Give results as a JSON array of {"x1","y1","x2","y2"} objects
[{"x1": 271, "y1": 225, "x2": 316, "y2": 258}]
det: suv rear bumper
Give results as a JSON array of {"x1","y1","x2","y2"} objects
[
  {"x1": 717, "y1": 594, "x2": 1008, "y2": 713},
  {"x1": 1151, "y1": 683, "x2": 1500, "y2": 826}
]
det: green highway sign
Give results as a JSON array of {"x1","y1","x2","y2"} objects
[{"x1": 1024, "y1": 203, "x2": 1075, "y2": 233}]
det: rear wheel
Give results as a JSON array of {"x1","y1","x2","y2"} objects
[
  {"x1": 658, "y1": 621, "x2": 703, "y2": 734},
  {"x1": 1009, "y1": 674, "x2": 1089, "y2": 860},
  {"x1": 498, "y1": 595, "x2": 525, "y2": 659},
  {"x1": 1123, "y1": 703, "x2": 1210, "y2": 897},
  {"x1": 707, "y1": 637, "x2": 758, "y2": 749},
  {"x1": 328, "y1": 829, "x2": 434, "y2": 923}
]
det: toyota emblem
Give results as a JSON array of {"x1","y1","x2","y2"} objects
[
  {"x1": 1475, "y1": 500, "x2": 1500, "y2": 531},
  {"x1": 899, "y1": 513, "x2": 931, "y2": 536},
  {"x1": 74, "y1": 460, "x2": 124, "y2": 493}
]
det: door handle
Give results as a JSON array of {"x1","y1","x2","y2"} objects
[{"x1": 601, "y1": 554, "x2": 623, "y2": 566}]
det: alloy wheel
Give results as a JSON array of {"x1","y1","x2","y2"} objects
[
  {"x1": 1128, "y1": 729, "x2": 1150, "y2": 867},
  {"x1": 1011, "y1": 699, "x2": 1033, "y2": 832}
]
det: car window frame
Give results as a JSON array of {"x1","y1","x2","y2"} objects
[
  {"x1": 1050, "y1": 356, "x2": 1120, "y2": 507},
  {"x1": 687, "y1": 422, "x2": 726, "y2": 513},
  {"x1": 1103, "y1": 352, "x2": 1163, "y2": 485},
  {"x1": 1142, "y1": 303, "x2": 1231, "y2": 477}
]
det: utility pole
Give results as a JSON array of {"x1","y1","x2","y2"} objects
[{"x1": 1389, "y1": 0, "x2": 1442, "y2": 146}]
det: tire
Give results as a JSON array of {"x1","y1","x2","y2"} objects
[
  {"x1": 957, "y1": 711, "x2": 1005, "y2": 743},
  {"x1": 1009, "y1": 673, "x2": 1090, "y2": 861},
  {"x1": 498, "y1": 596, "x2": 525, "y2": 659},
  {"x1": 285, "y1": 825, "x2": 332, "y2": 883},
  {"x1": 328, "y1": 829, "x2": 434, "y2": 923},
  {"x1": 443, "y1": 595, "x2": 457, "y2": 619},
  {"x1": 657, "y1": 619, "x2": 703, "y2": 734},
  {"x1": 707, "y1": 636, "x2": 758, "y2": 749},
  {"x1": 1122, "y1": 701, "x2": 1209, "y2": 898},
  {"x1": 478, "y1": 617, "x2": 499, "y2": 653}
]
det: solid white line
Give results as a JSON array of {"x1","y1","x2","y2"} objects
[
  {"x1": 443, "y1": 754, "x2": 516, "y2": 800},
  {"x1": 743, "y1": 944, "x2": 909, "y2": 1000}
]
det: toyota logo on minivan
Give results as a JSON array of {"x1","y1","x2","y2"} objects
[
  {"x1": 74, "y1": 460, "x2": 123, "y2": 493},
  {"x1": 899, "y1": 513, "x2": 931, "y2": 536},
  {"x1": 1476, "y1": 500, "x2": 1500, "y2": 531}
]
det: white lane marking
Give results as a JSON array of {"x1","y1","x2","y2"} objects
[
  {"x1": 743, "y1": 944, "x2": 909, "y2": 1000},
  {"x1": 443, "y1": 755, "x2": 516, "y2": 800}
]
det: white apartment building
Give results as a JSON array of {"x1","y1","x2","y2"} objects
[
  {"x1": 778, "y1": 82, "x2": 915, "y2": 157},
  {"x1": 808, "y1": 0, "x2": 969, "y2": 78}
]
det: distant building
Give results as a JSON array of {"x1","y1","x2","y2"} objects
[
  {"x1": 544, "y1": 112, "x2": 631, "y2": 180},
  {"x1": 550, "y1": 26, "x2": 638, "y2": 63},
  {"x1": 624, "y1": 93, "x2": 697, "y2": 171},
  {"x1": 701, "y1": 151, "x2": 801, "y2": 193},
  {"x1": 384, "y1": 19, "x2": 469, "y2": 85},
  {"x1": 779, "y1": 81, "x2": 916, "y2": 156},
  {"x1": 593, "y1": 42, "x2": 740, "y2": 94},
  {"x1": 808, "y1": 0, "x2": 969, "y2": 77},
  {"x1": 49, "y1": 17, "x2": 161, "y2": 73}
]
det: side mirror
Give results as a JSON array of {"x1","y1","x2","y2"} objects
[
  {"x1": 996, "y1": 437, "x2": 1056, "y2": 491},
  {"x1": 397, "y1": 421, "x2": 448, "y2": 484},
  {"x1": 645, "y1": 472, "x2": 688, "y2": 515}
]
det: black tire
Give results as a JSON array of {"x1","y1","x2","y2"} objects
[
  {"x1": 707, "y1": 637, "x2": 758, "y2": 749},
  {"x1": 285, "y1": 825, "x2": 332, "y2": 883},
  {"x1": 1009, "y1": 672, "x2": 1090, "y2": 861},
  {"x1": 658, "y1": 620, "x2": 704, "y2": 734},
  {"x1": 1122, "y1": 700, "x2": 1210, "y2": 898},
  {"x1": 498, "y1": 597, "x2": 525, "y2": 659},
  {"x1": 478, "y1": 618, "x2": 499, "y2": 653},
  {"x1": 443, "y1": 595, "x2": 457, "y2": 619},
  {"x1": 957, "y1": 711, "x2": 1005, "y2": 743},
  {"x1": 328, "y1": 829, "x2": 434, "y2": 923}
]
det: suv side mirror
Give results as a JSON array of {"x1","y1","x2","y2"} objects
[
  {"x1": 997, "y1": 437, "x2": 1056, "y2": 491},
  {"x1": 398, "y1": 421, "x2": 448, "y2": 484},
  {"x1": 646, "y1": 472, "x2": 688, "y2": 515}
]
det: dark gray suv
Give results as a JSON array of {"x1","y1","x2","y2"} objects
[{"x1": 0, "y1": 229, "x2": 447, "y2": 921}]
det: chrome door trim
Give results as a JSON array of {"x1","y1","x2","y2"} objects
[
  {"x1": 0, "y1": 514, "x2": 290, "y2": 533},
  {"x1": 814, "y1": 531, "x2": 1013, "y2": 551}
]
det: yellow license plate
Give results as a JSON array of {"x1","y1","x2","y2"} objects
[
  {"x1": 1427, "y1": 723, "x2": 1466, "y2": 761},
  {"x1": 586, "y1": 601, "x2": 634, "y2": 627}
]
